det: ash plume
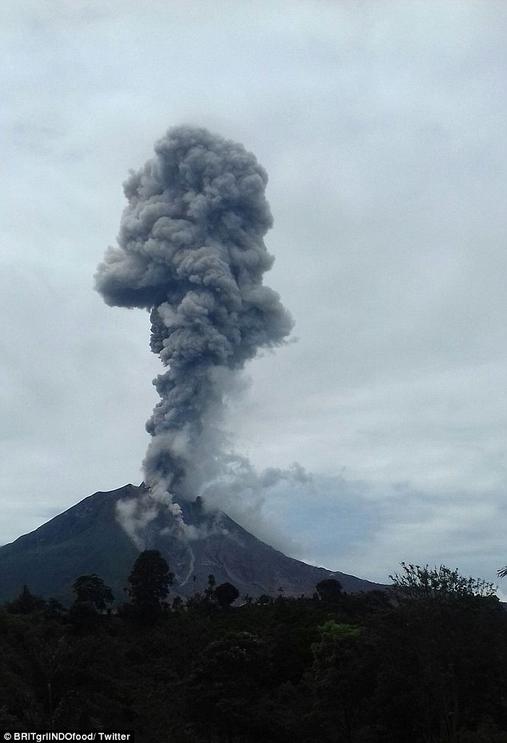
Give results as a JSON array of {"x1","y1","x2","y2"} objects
[{"x1": 95, "y1": 126, "x2": 293, "y2": 533}]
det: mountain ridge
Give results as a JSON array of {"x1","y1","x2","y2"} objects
[{"x1": 0, "y1": 484, "x2": 383, "y2": 603}]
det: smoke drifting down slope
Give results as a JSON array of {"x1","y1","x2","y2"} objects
[{"x1": 95, "y1": 126, "x2": 294, "y2": 535}]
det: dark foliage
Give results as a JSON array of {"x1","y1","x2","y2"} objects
[
  {"x1": 6, "y1": 585, "x2": 46, "y2": 615},
  {"x1": 72, "y1": 574, "x2": 114, "y2": 612},
  {"x1": 127, "y1": 550, "x2": 174, "y2": 618},
  {"x1": 315, "y1": 578, "x2": 343, "y2": 603},
  {"x1": 1, "y1": 562, "x2": 507, "y2": 742},
  {"x1": 214, "y1": 581, "x2": 240, "y2": 608}
]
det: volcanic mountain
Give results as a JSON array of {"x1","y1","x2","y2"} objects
[{"x1": 0, "y1": 484, "x2": 381, "y2": 603}]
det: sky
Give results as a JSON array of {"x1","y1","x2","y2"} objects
[{"x1": 2, "y1": 0, "x2": 507, "y2": 592}]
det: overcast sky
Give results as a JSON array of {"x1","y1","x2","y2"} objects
[{"x1": 3, "y1": 0, "x2": 507, "y2": 592}]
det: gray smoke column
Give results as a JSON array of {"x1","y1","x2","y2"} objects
[{"x1": 95, "y1": 126, "x2": 293, "y2": 525}]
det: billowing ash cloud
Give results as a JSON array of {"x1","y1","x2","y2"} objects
[{"x1": 95, "y1": 126, "x2": 293, "y2": 530}]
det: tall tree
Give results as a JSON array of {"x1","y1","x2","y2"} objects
[
  {"x1": 72, "y1": 574, "x2": 113, "y2": 612},
  {"x1": 128, "y1": 550, "x2": 174, "y2": 614},
  {"x1": 6, "y1": 585, "x2": 46, "y2": 614}
]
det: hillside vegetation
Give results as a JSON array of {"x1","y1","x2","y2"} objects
[{"x1": 1, "y1": 558, "x2": 506, "y2": 742}]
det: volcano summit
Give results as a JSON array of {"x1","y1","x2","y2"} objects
[{"x1": 0, "y1": 484, "x2": 381, "y2": 603}]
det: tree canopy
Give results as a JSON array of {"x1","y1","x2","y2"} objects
[
  {"x1": 390, "y1": 562, "x2": 497, "y2": 601},
  {"x1": 72, "y1": 574, "x2": 114, "y2": 612},
  {"x1": 128, "y1": 549, "x2": 174, "y2": 614},
  {"x1": 1, "y1": 559, "x2": 505, "y2": 741}
]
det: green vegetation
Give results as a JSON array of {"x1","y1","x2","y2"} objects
[
  {"x1": 72, "y1": 574, "x2": 114, "y2": 612},
  {"x1": 1, "y1": 554, "x2": 507, "y2": 741}
]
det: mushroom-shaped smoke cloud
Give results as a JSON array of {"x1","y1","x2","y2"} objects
[{"x1": 95, "y1": 126, "x2": 293, "y2": 529}]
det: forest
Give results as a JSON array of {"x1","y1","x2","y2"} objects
[{"x1": 1, "y1": 552, "x2": 507, "y2": 743}]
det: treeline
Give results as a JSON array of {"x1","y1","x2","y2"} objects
[{"x1": 1, "y1": 555, "x2": 507, "y2": 742}]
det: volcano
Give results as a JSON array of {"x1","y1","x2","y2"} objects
[{"x1": 0, "y1": 484, "x2": 382, "y2": 603}]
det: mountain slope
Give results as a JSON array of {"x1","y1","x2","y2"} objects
[{"x1": 0, "y1": 484, "x2": 382, "y2": 603}]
